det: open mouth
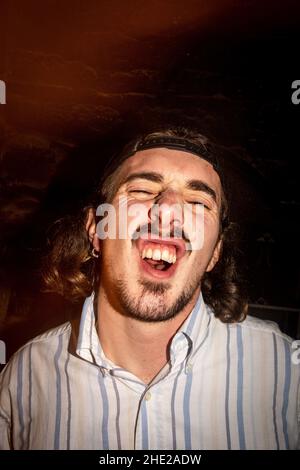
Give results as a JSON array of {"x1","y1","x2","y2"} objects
[
  {"x1": 142, "y1": 244, "x2": 176, "y2": 271},
  {"x1": 136, "y1": 237, "x2": 186, "y2": 279}
]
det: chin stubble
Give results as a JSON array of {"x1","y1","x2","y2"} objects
[{"x1": 115, "y1": 275, "x2": 201, "y2": 323}]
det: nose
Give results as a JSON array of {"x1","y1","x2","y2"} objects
[{"x1": 148, "y1": 190, "x2": 183, "y2": 235}]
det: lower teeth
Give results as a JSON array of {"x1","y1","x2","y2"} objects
[
  {"x1": 155, "y1": 264, "x2": 165, "y2": 270},
  {"x1": 144, "y1": 258, "x2": 172, "y2": 271}
]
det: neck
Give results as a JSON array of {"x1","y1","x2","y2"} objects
[{"x1": 96, "y1": 286, "x2": 200, "y2": 384}]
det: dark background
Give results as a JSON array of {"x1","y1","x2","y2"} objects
[{"x1": 1, "y1": 0, "x2": 300, "y2": 361}]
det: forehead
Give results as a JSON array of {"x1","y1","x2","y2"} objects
[{"x1": 120, "y1": 147, "x2": 222, "y2": 197}]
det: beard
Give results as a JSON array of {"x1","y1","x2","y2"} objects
[{"x1": 114, "y1": 272, "x2": 202, "y2": 323}]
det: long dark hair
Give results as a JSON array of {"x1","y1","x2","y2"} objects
[{"x1": 42, "y1": 127, "x2": 248, "y2": 322}]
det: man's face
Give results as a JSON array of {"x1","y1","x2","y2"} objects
[{"x1": 99, "y1": 148, "x2": 222, "y2": 322}]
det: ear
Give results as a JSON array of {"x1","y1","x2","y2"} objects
[
  {"x1": 85, "y1": 207, "x2": 100, "y2": 251},
  {"x1": 206, "y1": 238, "x2": 222, "y2": 273}
]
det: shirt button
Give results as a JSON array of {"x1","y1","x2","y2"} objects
[
  {"x1": 186, "y1": 362, "x2": 193, "y2": 373},
  {"x1": 144, "y1": 391, "x2": 152, "y2": 401}
]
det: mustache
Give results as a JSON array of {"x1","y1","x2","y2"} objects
[{"x1": 132, "y1": 222, "x2": 191, "y2": 247}]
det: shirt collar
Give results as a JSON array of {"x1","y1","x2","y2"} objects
[
  {"x1": 169, "y1": 291, "x2": 212, "y2": 370},
  {"x1": 75, "y1": 290, "x2": 212, "y2": 371},
  {"x1": 76, "y1": 292, "x2": 106, "y2": 366}
]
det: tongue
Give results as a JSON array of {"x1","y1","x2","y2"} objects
[
  {"x1": 145, "y1": 259, "x2": 161, "y2": 266},
  {"x1": 144, "y1": 258, "x2": 167, "y2": 270}
]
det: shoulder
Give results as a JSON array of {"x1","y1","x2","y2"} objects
[
  {"x1": 0, "y1": 322, "x2": 73, "y2": 426},
  {"x1": 234, "y1": 314, "x2": 294, "y2": 345},
  {"x1": 28, "y1": 321, "x2": 72, "y2": 344},
  {"x1": 209, "y1": 306, "x2": 296, "y2": 350},
  {"x1": 0, "y1": 322, "x2": 72, "y2": 379},
  {"x1": 221, "y1": 314, "x2": 298, "y2": 367},
  {"x1": 16, "y1": 321, "x2": 71, "y2": 353}
]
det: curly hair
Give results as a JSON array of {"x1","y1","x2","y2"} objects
[{"x1": 42, "y1": 127, "x2": 248, "y2": 322}]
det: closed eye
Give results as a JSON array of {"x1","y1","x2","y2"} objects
[
  {"x1": 128, "y1": 189, "x2": 158, "y2": 200},
  {"x1": 188, "y1": 201, "x2": 210, "y2": 210},
  {"x1": 130, "y1": 190, "x2": 154, "y2": 195}
]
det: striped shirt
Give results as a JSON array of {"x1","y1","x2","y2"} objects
[{"x1": 0, "y1": 292, "x2": 299, "y2": 450}]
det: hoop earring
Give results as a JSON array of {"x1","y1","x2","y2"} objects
[{"x1": 91, "y1": 248, "x2": 100, "y2": 258}]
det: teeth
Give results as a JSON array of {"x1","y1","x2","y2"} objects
[
  {"x1": 161, "y1": 249, "x2": 170, "y2": 263},
  {"x1": 146, "y1": 248, "x2": 153, "y2": 259},
  {"x1": 141, "y1": 245, "x2": 177, "y2": 264},
  {"x1": 152, "y1": 248, "x2": 161, "y2": 260}
]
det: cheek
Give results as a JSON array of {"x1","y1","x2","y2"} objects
[
  {"x1": 101, "y1": 237, "x2": 126, "y2": 260},
  {"x1": 101, "y1": 239, "x2": 133, "y2": 278},
  {"x1": 186, "y1": 219, "x2": 219, "y2": 263},
  {"x1": 203, "y1": 216, "x2": 220, "y2": 245}
]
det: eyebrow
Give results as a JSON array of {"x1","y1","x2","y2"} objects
[
  {"x1": 123, "y1": 172, "x2": 163, "y2": 184},
  {"x1": 123, "y1": 172, "x2": 217, "y2": 203},
  {"x1": 186, "y1": 179, "x2": 217, "y2": 203}
]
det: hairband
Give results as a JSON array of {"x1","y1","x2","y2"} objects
[{"x1": 134, "y1": 136, "x2": 219, "y2": 172}]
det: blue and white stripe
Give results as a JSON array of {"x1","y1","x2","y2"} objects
[{"x1": 0, "y1": 293, "x2": 299, "y2": 449}]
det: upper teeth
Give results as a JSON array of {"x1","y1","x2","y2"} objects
[{"x1": 142, "y1": 246, "x2": 176, "y2": 264}]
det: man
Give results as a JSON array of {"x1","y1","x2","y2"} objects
[{"x1": 0, "y1": 127, "x2": 299, "y2": 449}]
